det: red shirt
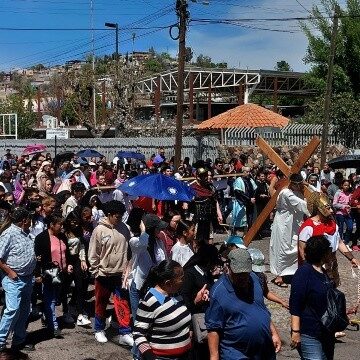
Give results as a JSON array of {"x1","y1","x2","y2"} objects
[{"x1": 350, "y1": 187, "x2": 360, "y2": 207}]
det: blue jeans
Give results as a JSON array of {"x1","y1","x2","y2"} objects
[
  {"x1": 0, "y1": 274, "x2": 33, "y2": 347},
  {"x1": 43, "y1": 282, "x2": 61, "y2": 330},
  {"x1": 336, "y1": 214, "x2": 353, "y2": 244},
  {"x1": 129, "y1": 281, "x2": 141, "y2": 359},
  {"x1": 299, "y1": 334, "x2": 334, "y2": 360}
]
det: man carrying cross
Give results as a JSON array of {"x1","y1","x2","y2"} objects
[{"x1": 269, "y1": 173, "x2": 310, "y2": 287}]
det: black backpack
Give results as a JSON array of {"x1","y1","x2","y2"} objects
[{"x1": 319, "y1": 285, "x2": 349, "y2": 333}]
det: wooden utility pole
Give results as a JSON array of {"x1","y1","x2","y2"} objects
[
  {"x1": 321, "y1": 5, "x2": 339, "y2": 168},
  {"x1": 174, "y1": 0, "x2": 188, "y2": 170}
]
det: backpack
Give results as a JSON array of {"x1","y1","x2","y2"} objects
[{"x1": 320, "y1": 286, "x2": 349, "y2": 333}]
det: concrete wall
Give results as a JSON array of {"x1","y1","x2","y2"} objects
[{"x1": 0, "y1": 136, "x2": 220, "y2": 163}]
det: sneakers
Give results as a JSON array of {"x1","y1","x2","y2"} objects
[
  {"x1": 352, "y1": 245, "x2": 360, "y2": 252},
  {"x1": 11, "y1": 343, "x2": 35, "y2": 352},
  {"x1": 95, "y1": 331, "x2": 108, "y2": 343},
  {"x1": 107, "y1": 315, "x2": 119, "y2": 329},
  {"x1": 62, "y1": 313, "x2": 74, "y2": 325},
  {"x1": 119, "y1": 333, "x2": 134, "y2": 347},
  {"x1": 77, "y1": 315, "x2": 92, "y2": 326}
]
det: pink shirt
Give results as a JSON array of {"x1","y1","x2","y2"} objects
[
  {"x1": 50, "y1": 235, "x2": 67, "y2": 270},
  {"x1": 333, "y1": 190, "x2": 351, "y2": 216}
]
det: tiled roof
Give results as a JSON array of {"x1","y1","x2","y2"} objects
[{"x1": 197, "y1": 103, "x2": 290, "y2": 129}]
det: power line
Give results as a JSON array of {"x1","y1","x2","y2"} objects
[
  {"x1": 191, "y1": 14, "x2": 360, "y2": 23},
  {"x1": 294, "y1": 0, "x2": 312, "y2": 15}
]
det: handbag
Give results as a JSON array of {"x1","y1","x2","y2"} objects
[
  {"x1": 43, "y1": 262, "x2": 63, "y2": 285},
  {"x1": 191, "y1": 313, "x2": 207, "y2": 343}
]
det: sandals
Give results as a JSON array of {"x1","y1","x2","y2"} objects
[
  {"x1": 271, "y1": 278, "x2": 288, "y2": 288},
  {"x1": 335, "y1": 331, "x2": 346, "y2": 339}
]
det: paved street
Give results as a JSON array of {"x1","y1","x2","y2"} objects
[{"x1": 7, "y1": 235, "x2": 360, "y2": 360}]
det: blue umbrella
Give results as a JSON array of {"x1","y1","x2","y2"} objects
[
  {"x1": 117, "y1": 151, "x2": 145, "y2": 160},
  {"x1": 77, "y1": 157, "x2": 88, "y2": 165},
  {"x1": 77, "y1": 149, "x2": 103, "y2": 158},
  {"x1": 118, "y1": 174, "x2": 195, "y2": 201},
  {"x1": 153, "y1": 154, "x2": 164, "y2": 164}
]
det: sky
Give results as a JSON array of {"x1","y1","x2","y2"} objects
[{"x1": 0, "y1": 0, "x2": 338, "y2": 72}]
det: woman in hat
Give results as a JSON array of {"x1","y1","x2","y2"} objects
[{"x1": 269, "y1": 173, "x2": 310, "y2": 287}]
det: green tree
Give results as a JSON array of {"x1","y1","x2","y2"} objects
[
  {"x1": 302, "y1": 92, "x2": 360, "y2": 148},
  {"x1": 300, "y1": 0, "x2": 360, "y2": 95},
  {"x1": 30, "y1": 63, "x2": 46, "y2": 71},
  {"x1": 195, "y1": 54, "x2": 214, "y2": 68},
  {"x1": 0, "y1": 94, "x2": 36, "y2": 139},
  {"x1": 300, "y1": 0, "x2": 360, "y2": 147},
  {"x1": 275, "y1": 60, "x2": 292, "y2": 72}
]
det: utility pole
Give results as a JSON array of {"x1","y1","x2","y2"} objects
[
  {"x1": 174, "y1": 0, "x2": 188, "y2": 170},
  {"x1": 37, "y1": 87, "x2": 42, "y2": 127},
  {"x1": 320, "y1": 5, "x2": 339, "y2": 168},
  {"x1": 90, "y1": 0, "x2": 97, "y2": 128},
  {"x1": 105, "y1": 22, "x2": 119, "y2": 62}
]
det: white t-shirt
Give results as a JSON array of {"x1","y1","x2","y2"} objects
[
  {"x1": 129, "y1": 232, "x2": 166, "y2": 290},
  {"x1": 171, "y1": 242, "x2": 194, "y2": 267}
]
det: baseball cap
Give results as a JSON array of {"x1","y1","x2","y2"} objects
[
  {"x1": 144, "y1": 213, "x2": 168, "y2": 231},
  {"x1": 247, "y1": 248, "x2": 266, "y2": 273},
  {"x1": 225, "y1": 235, "x2": 246, "y2": 249},
  {"x1": 227, "y1": 248, "x2": 252, "y2": 274}
]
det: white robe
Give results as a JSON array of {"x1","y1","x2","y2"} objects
[{"x1": 269, "y1": 188, "x2": 310, "y2": 276}]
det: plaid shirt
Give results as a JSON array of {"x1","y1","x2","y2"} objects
[{"x1": 0, "y1": 224, "x2": 36, "y2": 276}]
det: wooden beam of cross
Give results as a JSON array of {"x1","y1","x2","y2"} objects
[{"x1": 243, "y1": 136, "x2": 321, "y2": 246}]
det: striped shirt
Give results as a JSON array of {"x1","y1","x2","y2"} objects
[
  {"x1": 0, "y1": 224, "x2": 36, "y2": 276},
  {"x1": 134, "y1": 287, "x2": 191, "y2": 358}
]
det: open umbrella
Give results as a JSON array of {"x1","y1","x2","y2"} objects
[
  {"x1": 116, "y1": 151, "x2": 145, "y2": 161},
  {"x1": 328, "y1": 155, "x2": 360, "y2": 169},
  {"x1": 22, "y1": 144, "x2": 46, "y2": 155},
  {"x1": 53, "y1": 151, "x2": 75, "y2": 166},
  {"x1": 118, "y1": 174, "x2": 195, "y2": 201},
  {"x1": 76, "y1": 149, "x2": 103, "y2": 158},
  {"x1": 153, "y1": 154, "x2": 164, "y2": 164}
]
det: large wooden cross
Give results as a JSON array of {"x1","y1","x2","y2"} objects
[{"x1": 243, "y1": 136, "x2": 321, "y2": 246}]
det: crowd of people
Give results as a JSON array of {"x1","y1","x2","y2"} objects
[{"x1": 0, "y1": 146, "x2": 358, "y2": 360}]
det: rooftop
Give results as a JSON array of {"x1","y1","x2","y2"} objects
[{"x1": 197, "y1": 103, "x2": 290, "y2": 130}]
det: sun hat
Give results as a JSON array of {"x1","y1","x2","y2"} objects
[
  {"x1": 227, "y1": 248, "x2": 252, "y2": 274},
  {"x1": 247, "y1": 248, "x2": 266, "y2": 273}
]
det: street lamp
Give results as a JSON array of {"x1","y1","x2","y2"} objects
[{"x1": 105, "y1": 22, "x2": 119, "y2": 60}]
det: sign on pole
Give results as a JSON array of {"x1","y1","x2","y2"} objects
[{"x1": 46, "y1": 128, "x2": 69, "y2": 139}]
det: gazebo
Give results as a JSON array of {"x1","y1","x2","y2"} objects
[{"x1": 197, "y1": 103, "x2": 290, "y2": 132}]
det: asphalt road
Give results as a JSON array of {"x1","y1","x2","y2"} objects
[{"x1": 5, "y1": 235, "x2": 360, "y2": 360}]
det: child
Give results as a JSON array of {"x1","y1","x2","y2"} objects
[
  {"x1": 171, "y1": 220, "x2": 195, "y2": 266},
  {"x1": 248, "y1": 248, "x2": 289, "y2": 309}
]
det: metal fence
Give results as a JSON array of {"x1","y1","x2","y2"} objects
[
  {"x1": 0, "y1": 136, "x2": 220, "y2": 162},
  {"x1": 223, "y1": 124, "x2": 339, "y2": 146}
]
